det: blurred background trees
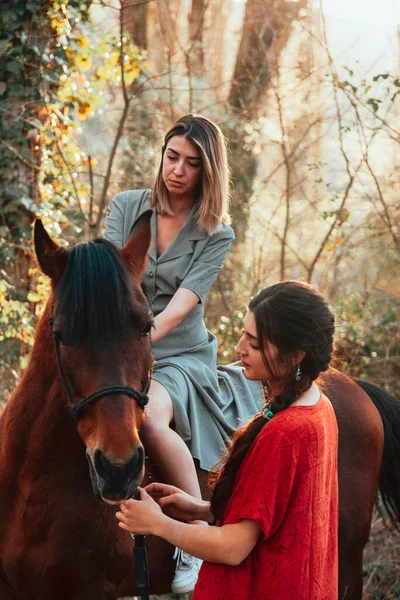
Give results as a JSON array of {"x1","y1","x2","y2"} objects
[
  {"x1": 2, "y1": 0, "x2": 398, "y2": 404},
  {"x1": 1, "y1": 0, "x2": 399, "y2": 397}
]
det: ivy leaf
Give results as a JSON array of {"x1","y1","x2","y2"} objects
[
  {"x1": 6, "y1": 61, "x2": 22, "y2": 75},
  {"x1": 27, "y1": 292, "x2": 41, "y2": 302},
  {"x1": 0, "y1": 40, "x2": 11, "y2": 56},
  {"x1": 7, "y1": 83, "x2": 25, "y2": 96},
  {"x1": 19, "y1": 196, "x2": 37, "y2": 211}
]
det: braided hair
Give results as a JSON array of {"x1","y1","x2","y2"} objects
[{"x1": 210, "y1": 281, "x2": 335, "y2": 521}]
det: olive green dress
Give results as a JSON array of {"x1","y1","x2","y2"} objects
[{"x1": 105, "y1": 190, "x2": 263, "y2": 470}]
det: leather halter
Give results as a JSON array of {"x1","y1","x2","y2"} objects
[
  {"x1": 49, "y1": 317, "x2": 150, "y2": 419},
  {"x1": 49, "y1": 315, "x2": 152, "y2": 599}
]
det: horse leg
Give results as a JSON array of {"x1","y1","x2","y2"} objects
[
  {"x1": 338, "y1": 530, "x2": 365, "y2": 600},
  {"x1": 337, "y1": 467, "x2": 381, "y2": 600}
]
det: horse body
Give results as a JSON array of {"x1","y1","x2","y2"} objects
[
  {"x1": 0, "y1": 218, "x2": 399, "y2": 600},
  {"x1": 0, "y1": 215, "x2": 176, "y2": 599},
  {"x1": 324, "y1": 371, "x2": 384, "y2": 599}
]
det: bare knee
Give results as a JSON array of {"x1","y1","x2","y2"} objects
[
  {"x1": 141, "y1": 412, "x2": 170, "y2": 440},
  {"x1": 141, "y1": 380, "x2": 173, "y2": 440}
]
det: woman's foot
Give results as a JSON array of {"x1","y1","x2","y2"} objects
[{"x1": 171, "y1": 548, "x2": 203, "y2": 594}]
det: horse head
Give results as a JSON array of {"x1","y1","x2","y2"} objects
[{"x1": 34, "y1": 212, "x2": 153, "y2": 504}]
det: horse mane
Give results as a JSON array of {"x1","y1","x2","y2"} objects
[{"x1": 55, "y1": 238, "x2": 137, "y2": 345}]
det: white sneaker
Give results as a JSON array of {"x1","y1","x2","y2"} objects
[{"x1": 171, "y1": 547, "x2": 202, "y2": 594}]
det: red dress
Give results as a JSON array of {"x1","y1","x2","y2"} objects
[{"x1": 192, "y1": 394, "x2": 338, "y2": 600}]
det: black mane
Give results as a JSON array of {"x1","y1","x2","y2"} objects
[{"x1": 55, "y1": 238, "x2": 137, "y2": 344}]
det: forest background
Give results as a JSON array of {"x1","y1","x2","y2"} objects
[{"x1": 0, "y1": 0, "x2": 399, "y2": 598}]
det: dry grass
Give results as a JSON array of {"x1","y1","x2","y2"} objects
[{"x1": 363, "y1": 515, "x2": 400, "y2": 599}]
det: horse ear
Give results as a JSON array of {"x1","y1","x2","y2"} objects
[
  {"x1": 121, "y1": 210, "x2": 152, "y2": 281},
  {"x1": 34, "y1": 219, "x2": 68, "y2": 281}
]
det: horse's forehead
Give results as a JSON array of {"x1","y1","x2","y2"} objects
[{"x1": 51, "y1": 241, "x2": 151, "y2": 344}]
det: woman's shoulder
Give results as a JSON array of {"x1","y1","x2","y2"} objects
[
  {"x1": 208, "y1": 222, "x2": 235, "y2": 242},
  {"x1": 110, "y1": 189, "x2": 151, "y2": 210},
  {"x1": 263, "y1": 395, "x2": 337, "y2": 447}
]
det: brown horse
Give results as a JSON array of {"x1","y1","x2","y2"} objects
[
  {"x1": 0, "y1": 218, "x2": 399, "y2": 600},
  {"x1": 0, "y1": 214, "x2": 177, "y2": 599}
]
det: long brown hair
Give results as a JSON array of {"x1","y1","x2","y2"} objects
[
  {"x1": 151, "y1": 114, "x2": 231, "y2": 234},
  {"x1": 210, "y1": 281, "x2": 335, "y2": 521}
]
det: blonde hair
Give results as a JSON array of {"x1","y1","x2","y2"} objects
[{"x1": 151, "y1": 114, "x2": 231, "y2": 235}]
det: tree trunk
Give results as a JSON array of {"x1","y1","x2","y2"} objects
[
  {"x1": 227, "y1": 0, "x2": 308, "y2": 246},
  {"x1": 121, "y1": 0, "x2": 148, "y2": 49}
]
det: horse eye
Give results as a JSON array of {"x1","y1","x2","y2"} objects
[{"x1": 141, "y1": 321, "x2": 153, "y2": 337}]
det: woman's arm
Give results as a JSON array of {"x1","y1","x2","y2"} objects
[
  {"x1": 151, "y1": 288, "x2": 199, "y2": 343},
  {"x1": 116, "y1": 488, "x2": 261, "y2": 566},
  {"x1": 145, "y1": 482, "x2": 214, "y2": 523},
  {"x1": 104, "y1": 193, "x2": 126, "y2": 248},
  {"x1": 151, "y1": 228, "x2": 234, "y2": 343}
]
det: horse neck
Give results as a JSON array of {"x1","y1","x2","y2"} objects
[{"x1": 1, "y1": 309, "x2": 84, "y2": 470}]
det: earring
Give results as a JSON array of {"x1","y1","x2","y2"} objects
[{"x1": 295, "y1": 364, "x2": 302, "y2": 381}]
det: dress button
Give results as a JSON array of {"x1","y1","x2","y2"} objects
[{"x1": 149, "y1": 271, "x2": 154, "y2": 278}]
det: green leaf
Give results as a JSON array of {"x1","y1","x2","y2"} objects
[
  {"x1": 7, "y1": 83, "x2": 25, "y2": 96},
  {"x1": 366, "y1": 98, "x2": 381, "y2": 112},
  {"x1": 391, "y1": 90, "x2": 400, "y2": 102},
  {"x1": 6, "y1": 61, "x2": 22, "y2": 75},
  {"x1": 0, "y1": 40, "x2": 11, "y2": 56},
  {"x1": 27, "y1": 292, "x2": 41, "y2": 302},
  {"x1": 0, "y1": 82, "x2": 7, "y2": 95},
  {"x1": 373, "y1": 73, "x2": 389, "y2": 81},
  {"x1": 25, "y1": 1, "x2": 38, "y2": 14}
]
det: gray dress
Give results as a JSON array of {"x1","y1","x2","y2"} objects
[{"x1": 105, "y1": 189, "x2": 263, "y2": 470}]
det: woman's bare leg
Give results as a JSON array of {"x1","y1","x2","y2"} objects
[{"x1": 140, "y1": 380, "x2": 202, "y2": 499}]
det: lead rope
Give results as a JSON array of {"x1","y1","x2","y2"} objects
[{"x1": 132, "y1": 489, "x2": 150, "y2": 600}]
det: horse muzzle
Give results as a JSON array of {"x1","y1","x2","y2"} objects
[{"x1": 86, "y1": 447, "x2": 145, "y2": 503}]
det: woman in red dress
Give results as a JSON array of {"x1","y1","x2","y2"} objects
[{"x1": 116, "y1": 281, "x2": 339, "y2": 600}]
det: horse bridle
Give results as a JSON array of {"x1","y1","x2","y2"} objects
[
  {"x1": 49, "y1": 314, "x2": 151, "y2": 600},
  {"x1": 49, "y1": 316, "x2": 150, "y2": 419}
]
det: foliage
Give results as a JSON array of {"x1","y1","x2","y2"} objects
[
  {"x1": 363, "y1": 513, "x2": 400, "y2": 599},
  {"x1": 207, "y1": 289, "x2": 400, "y2": 400},
  {"x1": 334, "y1": 292, "x2": 400, "y2": 397},
  {"x1": 0, "y1": 0, "x2": 147, "y2": 400},
  {"x1": 208, "y1": 310, "x2": 246, "y2": 364},
  {"x1": 0, "y1": 0, "x2": 89, "y2": 397}
]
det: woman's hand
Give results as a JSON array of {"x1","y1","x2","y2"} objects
[
  {"x1": 145, "y1": 482, "x2": 214, "y2": 523},
  {"x1": 116, "y1": 485, "x2": 260, "y2": 565},
  {"x1": 116, "y1": 487, "x2": 164, "y2": 535}
]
